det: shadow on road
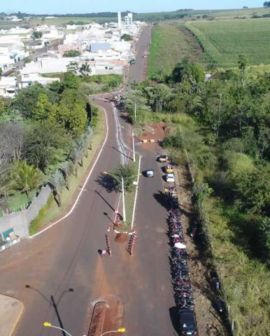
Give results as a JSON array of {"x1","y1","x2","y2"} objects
[
  {"x1": 153, "y1": 191, "x2": 171, "y2": 211},
  {"x1": 95, "y1": 190, "x2": 115, "y2": 211},
  {"x1": 111, "y1": 146, "x2": 131, "y2": 161},
  {"x1": 169, "y1": 306, "x2": 180, "y2": 335},
  {"x1": 96, "y1": 174, "x2": 118, "y2": 193},
  {"x1": 25, "y1": 285, "x2": 74, "y2": 336}
]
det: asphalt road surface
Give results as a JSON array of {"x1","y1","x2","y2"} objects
[
  {"x1": 0, "y1": 25, "x2": 176, "y2": 336},
  {"x1": 128, "y1": 25, "x2": 152, "y2": 83}
]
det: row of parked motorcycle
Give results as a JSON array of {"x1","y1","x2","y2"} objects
[
  {"x1": 166, "y1": 185, "x2": 227, "y2": 335},
  {"x1": 166, "y1": 188, "x2": 198, "y2": 336}
]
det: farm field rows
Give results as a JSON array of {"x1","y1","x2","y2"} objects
[
  {"x1": 147, "y1": 23, "x2": 203, "y2": 78},
  {"x1": 186, "y1": 18, "x2": 270, "y2": 67}
]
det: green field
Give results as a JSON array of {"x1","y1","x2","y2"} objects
[
  {"x1": 148, "y1": 23, "x2": 203, "y2": 78},
  {"x1": 186, "y1": 18, "x2": 270, "y2": 67}
]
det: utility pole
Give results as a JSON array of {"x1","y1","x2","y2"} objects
[{"x1": 121, "y1": 177, "x2": 126, "y2": 222}]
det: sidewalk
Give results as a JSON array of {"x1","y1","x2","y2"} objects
[{"x1": 0, "y1": 295, "x2": 23, "y2": 336}]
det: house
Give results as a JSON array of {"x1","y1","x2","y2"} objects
[{"x1": 0, "y1": 77, "x2": 17, "y2": 98}]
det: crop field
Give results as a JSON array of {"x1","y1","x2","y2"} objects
[
  {"x1": 147, "y1": 23, "x2": 203, "y2": 78},
  {"x1": 186, "y1": 18, "x2": 270, "y2": 67}
]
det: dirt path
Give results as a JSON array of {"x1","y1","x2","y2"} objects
[{"x1": 176, "y1": 164, "x2": 227, "y2": 336}]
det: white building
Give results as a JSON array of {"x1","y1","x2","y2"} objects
[
  {"x1": 124, "y1": 13, "x2": 133, "y2": 26},
  {"x1": 0, "y1": 77, "x2": 17, "y2": 98}
]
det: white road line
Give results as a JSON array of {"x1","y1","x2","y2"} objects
[
  {"x1": 30, "y1": 104, "x2": 109, "y2": 239},
  {"x1": 131, "y1": 155, "x2": 142, "y2": 230}
]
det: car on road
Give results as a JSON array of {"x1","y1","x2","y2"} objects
[
  {"x1": 165, "y1": 173, "x2": 175, "y2": 183},
  {"x1": 157, "y1": 154, "x2": 168, "y2": 162},
  {"x1": 178, "y1": 308, "x2": 197, "y2": 336},
  {"x1": 144, "y1": 169, "x2": 154, "y2": 177}
]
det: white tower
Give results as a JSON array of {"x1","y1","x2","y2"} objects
[{"x1": 118, "y1": 11, "x2": 122, "y2": 29}]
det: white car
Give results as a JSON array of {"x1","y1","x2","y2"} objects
[
  {"x1": 157, "y1": 154, "x2": 168, "y2": 162},
  {"x1": 165, "y1": 173, "x2": 175, "y2": 183},
  {"x1": 144, "y1": 170, "x2": 154, "y2": 177}
]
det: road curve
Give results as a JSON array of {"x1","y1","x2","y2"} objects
[{"x1": 0, "y1": 25, "x2": 176, "y2": 336}]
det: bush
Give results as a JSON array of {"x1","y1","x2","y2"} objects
[{"x1": 63, "y1": 50, "x2": 81, "y2": 57}]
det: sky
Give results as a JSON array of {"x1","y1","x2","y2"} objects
[{"x1": 0, "y1": 0, "x2": 263, "y2": 14}]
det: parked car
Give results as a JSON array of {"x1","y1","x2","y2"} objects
[
  {"x1": 157, "y1": 154, "x2": 168, "y2": 162},
  {"x1": 178, "y1": 308, "x2": 197, "y2": 336},
  {"x1": 164, "y1": 165, "x2": 173, "y2": 173},
  {"x1": 213, "y1": 297, "x2": 226, "y2": 315},
  {"x1": 210, "y1": 270, "x2": 221, "y2": 292},
  {"x1": 144, "y1": 169, "x2": 154, "y2": 177},
  {"x1": 165, "y1": 173, "x2": 175, "y2": 183}
]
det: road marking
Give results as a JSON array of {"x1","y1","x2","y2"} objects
[{"x1": 30, "y1": 103, "x2": 109, "y2": 239}]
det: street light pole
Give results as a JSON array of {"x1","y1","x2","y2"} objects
[
  {"x1": 132, "y1": 131, "x2": 136, "y2": 162},
  {"x1": 43, "y1": 322, "x2": 73, "y2": 336},
  {"x1": 101, "y1": 327, "x2": 126, "y2": 336},
  {"x1": 121, "y1": 176, "x2": 126, "y2": 222}
]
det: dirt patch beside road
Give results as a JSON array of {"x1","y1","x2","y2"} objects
[{"x1": 176, "y1": 164, "x2": 227, "y2": 336}]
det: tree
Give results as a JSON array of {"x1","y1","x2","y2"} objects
[
  {"x1": 24, "y1": 121, "x2": 71, "y2": 173},
  {"x1": 10, "y1": 161, "x2": 44, "y2": 198},
  {"x1": 57, "y1": 101, "x2": 87, "y2": 137},
  {"x1": 263, "y1": 1, "x2": 270, "y2": 7},
  {"x1": 112, "y1": 163, "x2": 136, "y2": 192},
  {"x1": 79, "y1": 62, "x2": 91, "y2": 76},
  {"x1": 11, "y1": 83, "x2": 49, "y2": 118},
  {"x1": 31, "y1": 31, "x2": 42, "y2": 39},
  {"x1": 67, "y1": 62, "x2": 79, "y2": 74},
  {"x1": 170, "y1": 59, "x2": 204, "y2": 84},
  {"x1": 32, "y1": 93, "x2": 57, "y2": 121},
  {"x1": 238, "y1": 54, "x2": 248, "y2": 73},
  {"x1": 121, "y1": 34, "x2": 132, "y2": 41},
  {"x1": 0, "y1": 122, "x2": 24, "y2": 165},
  {"x1": 62, "y1": 72, "x2": 80, "y2": 91}
]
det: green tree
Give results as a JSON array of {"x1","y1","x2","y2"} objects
[
  {"x1": 62, "y1": 72, "x2": 80, "y2": 90},
  {"x1": 32, "y1": 93, "x2": 57, "y2": 121},
  {"x1": 24, "y1": 121, "x2": 71, "y2": 173},
  {"x1": 32, "y1": 31, "x2": 42, "y2": 39},
  {"x1": 12, "y1": 84, "x2": 50, "y2": 118},
  {"x1": 170, "y1": 59, "x2": 204, "y2": 84},
  {"x1": 112, "y1": 163, "x2": 136, "y2": 192},
  {"x1": 10, "y1": 161, "x2": 44, "y2": 198},
  {"x1": 79, "y1": 62, "x2": 91, "y2": 76},
  {"x1": 121, "y1": 34, "x2": 132, "y2": 41}
]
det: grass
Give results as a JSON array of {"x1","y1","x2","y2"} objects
[
  {"x1": 186, "y1": 18, "x2": 270, "y2": 67},
  {"x1": 147, "y1": 22, "x2": 203, "y2": 78},
  {"x1": 204, "y1": 197, "x2": 270, "y2": 336},
  {"x1": 29, "y1": 104, "x2": 105, "y2": 235}
]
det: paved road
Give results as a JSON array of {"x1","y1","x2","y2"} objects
[
  {"x1": 128, "y1": 25, "x2": 152, "y2": 83},
  {"x1": 0, "y1": 25, "x2": 176, "y2": 336}
]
